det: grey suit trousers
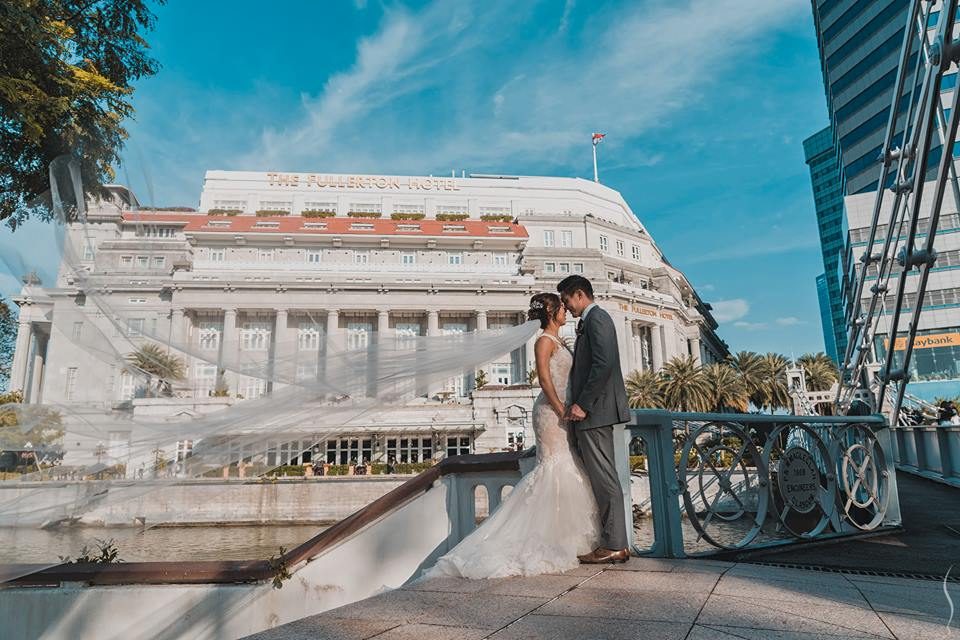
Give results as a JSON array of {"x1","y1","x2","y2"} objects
[{"x1": 575, "y1": 425, "x2": 629, "y2": 551}]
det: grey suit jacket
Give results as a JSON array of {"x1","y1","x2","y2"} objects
[{"x1": 569, "y1": 305, "x2": 630, "y2": 430}]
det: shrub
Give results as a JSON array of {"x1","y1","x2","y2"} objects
[
  {"x1": 436, "y1": 213, "x2": 469, "y2": 221},
  {"x1": 390, "y1": 212, "x2": 426, "y2": 220},
  {"x1": 208, "y1": 209, "x2": 240, "y2": 216},
  {"x1": 255, "y1": 209, "x2": 290, "y2": 217},
  {"x1": 479, "y1": 214, "x2": 513, "y2": 222},
  {"x1": 629, "y1": 455, "x2": 646, "y2": 471},
  {"x1": 302, "y1": 210, "x2": 336, "y2": 218},
  {"x1": 347, "y1": 211, "x2": 382, "y2": 218}
]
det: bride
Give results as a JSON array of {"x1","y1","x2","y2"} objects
[{"x1": 424, "y1": 293, "x2": 600, "y2": 579}]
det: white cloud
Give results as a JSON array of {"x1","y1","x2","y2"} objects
[
  {"x1": 734, "y1": 321, "x2": 768, "y2": 330},
  {"x1": 775, "y1": 316, "x2": 806, "y2": 326},
  {"x1": 558, "y1": 0, "x2": 576, "y2": 34},
  {"x1": 710, "y1": 298, "x2": 749, "y2": 323}
]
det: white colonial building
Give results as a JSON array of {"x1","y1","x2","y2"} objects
[{"x1": 8, "y1": 172, "x2": 726, "y2": 473}]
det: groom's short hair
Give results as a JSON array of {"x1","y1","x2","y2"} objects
[{"x1": 557, "y1": 275, "x2": 594, "y2": 300}]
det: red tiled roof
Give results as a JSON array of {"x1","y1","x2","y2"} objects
[{"x1": 120, "y1": 212, "x2": 528, "y2": 239}]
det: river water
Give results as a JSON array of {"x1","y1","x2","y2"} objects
[{"x1": 0, "y1": 524, "x2": 325, "y2": 564}]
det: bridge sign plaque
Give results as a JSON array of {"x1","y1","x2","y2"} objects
[{"x1": 778, "y1": 447, "x2": 820, "y2": 513}]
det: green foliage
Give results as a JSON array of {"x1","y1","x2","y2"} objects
[
  {"x1": 59, "y1": 538, "x2": 122, "y2": 564},
  {"x1": 347, "y1": 211, "x2": 381, "y2": 218},
  {"x1": 255, "y1": 209, "x2": 289, "y2": 217},
  {"x1": 301, "y1": 210, "x2": 335, "y2": 218},
  {"x1": 474, "y1": 369, "x2": 488, "y2": 389},
  {"x1": 527, "y1": 367, "x2": 538, "y2": 385},
  {"x1": 268, "y1": 547, "x2": 291, "y2": 589},
  {"x1": 435, "y1": 213, "x2": 469, "y2": 221},
  {"x1": 727, "y1": 351, "x2": 769, "y2": 410},
  {"x1": 207, "y1": 209, "x2": 240, "y2": 216},
  {"x1": 479, "y1": 214, "x2": 513, "y2": 222},
  {"x1": 625, "y1": 369, "x2": 663, "y2": 409},
  {"x1": 0, "y1": 0, "x2": 164, "y2": 228},
  {"x1": 126, "y1": 343, "x2": 185, "y2": 397},
  {"x1": 0, "y1": 389, "x2": 64, "y2": 449},
  {"x1": 762, "y1": 352, "x2": 791, "y2": 412},
  {"x1": 702, "y1": 362, "x2": 749, "y2": 412},
  {"x1": 796, "y1": 352, "x2": 839, "y2": 392},
  {"x1": 0, "y1": 296, "x2": 15, "y2": 388},
  {"x1": 660, "y1": 355, "x2": 711, "y2": 412},
  {"x1": 390, "y1": 212, "x2": 425, "y2": 220}
]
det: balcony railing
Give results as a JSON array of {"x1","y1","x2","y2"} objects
[
  {"x1": 623, "y1": 409, "x2": 899, "y2": 558},
  {"x1": 192, "y1": 260, "x2": 520, "y2": 275}
]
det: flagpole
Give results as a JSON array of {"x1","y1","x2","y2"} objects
[{"x1": 592, "y1": 141, "x2": 599, "y2": 183}]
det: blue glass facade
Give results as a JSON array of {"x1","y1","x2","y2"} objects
[{"x1": 804, "y1": 127, "x2": 847, "y2": 362}]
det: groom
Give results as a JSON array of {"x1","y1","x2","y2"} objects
[{"x1": 557, "y1": 275, "x2": 631, "y2": 564}]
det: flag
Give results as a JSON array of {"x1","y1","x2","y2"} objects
[{"x1": 592, "y1": 132, "x2": 606, "y2": 145}]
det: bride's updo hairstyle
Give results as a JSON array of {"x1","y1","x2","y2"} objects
[{"x1": 528, "y1": 293, "x2": 562, "y2": 329}]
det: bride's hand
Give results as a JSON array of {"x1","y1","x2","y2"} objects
[{"x1": 552, "y1": 403, "x2": 566, "y2": 418}]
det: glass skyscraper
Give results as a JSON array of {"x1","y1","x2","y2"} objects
[{"x1": 805, "y1": 126, "x2": 846, "y2": 362}]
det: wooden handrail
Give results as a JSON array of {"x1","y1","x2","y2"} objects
[{"x1": 2, "y1": 450, "x2": 528, "y2": 587}]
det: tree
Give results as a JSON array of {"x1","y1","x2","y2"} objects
[
  {"x1": 797, "y1": 352, "x2": 839, "y2": 392},
  {"x1": 0, "y1": 1, "x2": 164, "y2": 228},
  {"x1": 126, "y1": 343, "x2": 184, "y2": 397},
  {"x1": 0, "y1": 390, "x2": 64, "y2": 450},
  {"x1": 474, "y1": 369, "x2": 488, "y2": 389},
  {"x1": 728, "y1": 351, "x2": 768, "y2": 410},
  {"x1": 660, "y1": 355, "x2": 711, "y2": 412},
  {"x1": 0, "y1": 296, "x2": 15, "y2": 390},
  {"x1": 761, "y1": 352, "x2": 791, "y2": 413},
  {"x1": 625, "y1": 370, "x2": 663, "y2": 409},
  {"x1": 702, "y1": 363, "x2": 749, "y2": 412}
]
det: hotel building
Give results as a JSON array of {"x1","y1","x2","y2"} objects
[{"x1": 8, "y1": 171, "x2": 726, "y2": 472}]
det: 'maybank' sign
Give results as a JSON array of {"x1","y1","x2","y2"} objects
[{"x1": 266, "y1": 173, "x2": 461, "y2": 191}]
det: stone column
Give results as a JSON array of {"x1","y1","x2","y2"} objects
[
  {"x1": 426, "y1": 310, "x2": 441, "y2": 398},
  {"x1": 220, "y1": 308, "x2": 238, "y2": 391},
  {"x1": 377, "y1": 309, "x2": 391, "y2": 337},
  {"x1": 170, "y1": 307, "x2": 185, "y2": 347},
  {"x1": 27, "y1": 335, "x2": 46, "y2": 404},
  {"x1": 475, "y1": 310, "x2": 487, "y2": 332},
  {"x1": 273, "y1": 308, "x2": 290, "y2": 386},
  {"x1": 623, "y1": 317, "x2": 635, "y2": 373},
  {"x1": 690, "y1": 336, "x2": 702, "y2": 365},
  {"x1": 10, "y1": 319, "x2": 32, "y2": 393},
  {"x1": 325, "y1": 309, "x2": 341, "y2": 348},
  {"x1": 650, "y1": 323, "x2": 664, "y2": 372}
]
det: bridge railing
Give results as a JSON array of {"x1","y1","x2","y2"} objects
[
  {"x1": 622, "y1": 409, "x2": 900, "y2": 558},
  {"x1": 889, "y1": 422, "x2": 960, "y2": 487}
]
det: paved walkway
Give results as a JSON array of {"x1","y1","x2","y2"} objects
[{"x1": 245, "y1": 557, "x2": 956, "y2": 639}]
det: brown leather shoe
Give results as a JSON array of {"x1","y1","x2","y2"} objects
[{"x1": 580, "y1": 547, "x2": 630, "y2": 564}]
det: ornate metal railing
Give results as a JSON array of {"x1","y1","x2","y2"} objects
[
  {"x1": 889, "y1": 421, "x2": 960, "y2": 487},
  {"x1": 623, "y1": 410, "x2": 900, "y2": 558}
]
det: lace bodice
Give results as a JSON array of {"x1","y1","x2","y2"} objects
[{"x1": 533, "y1": 334, "x2": 574, "y2": 461}]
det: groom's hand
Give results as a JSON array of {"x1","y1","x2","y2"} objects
[{"x1": 568, "y1": 404, "x2": 586, "y2": 421}]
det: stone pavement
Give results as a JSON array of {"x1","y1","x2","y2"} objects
[{"x1": 244, "y1": 557, "x2": 957, "y2": 639}]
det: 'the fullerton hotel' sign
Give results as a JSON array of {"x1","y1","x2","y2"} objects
[{"x1": 266, "y1": 173, "x2": 461, "y2": 191}]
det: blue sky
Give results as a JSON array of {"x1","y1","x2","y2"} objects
[{"x1": 3, "y1": 0, "x2": 833, "y2": 356}]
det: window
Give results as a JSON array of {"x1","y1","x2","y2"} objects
[
  {"x1": 394, "y1": 203, "x2": 424, "y2": 215},
  {"x1": 120, "y1": 256, "x2": 133, "y2": 267},
  {"x1": 599, "y1": 235, "x2": 609, "y2": 252},
  {"x1": 136, "y1": 225, "x2": 175, "y2": 238},
  {"x1": 213, "y1": 200, "x2": 245, "y2": 212},
  {"x1": 175, "y1": 440, "x2": 194, "y2": 462},
  {"x1": 448, "y1": 252, "x2": 463, "y2": 265},
  {"x1": 442, "y1": 323, "x2": 467, "y2": 396},
  {"x1": 632, "y1": 245, "x2": 641, "y2": 261},
  {"x1": 126, "y1": 318, "x2": 144, "y2": 337},
  {"x1": 350, "y1": 223, "x2": 375, "y2": 231},
  {"x1": 478, "y1": 205, "x2": 508, "y2": 217},
  {"x1": 442, "y1": 225, "x2": 467, "y2": 233},
  {"x1": 491, "y1": 363, "x2": 512, "y2": 385},
  {"x1": 386, "y1": 437, "x2": 432, "y2": 464},
  {"x1": 560, "y1": 230, "x2": 573, "y2": 248},
  {"x1": 573, "y1": 263, "x2": 584, "y2": 273},
  {"x1": 118, "y1": 371, "x2": 136, "y2": 401},
  {"x1": 240, "y1": 321, "x2": 271, "y2": 351},
  {"x1": 306, "y1": 249, "x2": 322, "y2": 264},
  {"x1": 396, "y1": 223, "x2": 420, "y2": 232},
  {"x1": 354, "y1": 251, "x2": 369, "y2": 264},
  {"x1": 349, "y1": 203, "x2": 381, "y2": 215},
  {"x1": 65, "y1": 367, "x2": 78, "y2": 400},
  {"x1": 559, "y1": 262, "x2": 570, "y2": 273},
  {"x1": 616, "y1": 240, "x2": 624, "y2": 257},
  {"x1": 489, "y1": 226, "x2": 511, "y2": 234},
  {"x1": 259, "y1": 200, "x2": 292, "y2": 212},
  {"x1": 298, "y1": 321, "x2": 322, "y2": 351},
  {"x1": 347, "y1": 323, "x2": 372, "y2": 351},
  {"x1": 128, "y1": 298, "x2": 147, "y2": 304},
  {"x1": 303, "y1": 201, "x2": 336, "y2": 214},
  {"x1": 544, "y1": 262, "x2": 556, "y2": 273},
  {"x1": 543, "y1": 230, "x2": 555, "y2": 247},
  {"x1": 303, "y1": 222, "x2": 328, "y2": 230},
  {"x1": 446, "y1": 436, "x2": 472, "y2": 457},
  {"x1": 495, "y1": 254, "x2": 508, "y2": 266},
  {"x1": 72, "y1": 322, "x2": 83, "y2": 339},
  {"x1": 254, "y1": 221, "x2": 280, "y2": 229},
  {"x1": 136, "y1": 256, "x2": 149, "y2": 269},
  {"x1": 327, "y1": 438, "x2": 375, "y2": 465},
  {"x1": 209, "y1": 249, "x2": 225, "y2": 262},
  {"x1": 238, "y1": 376, "x2": 266, "y2": 400},
  {"x1": 401, "y1": 252, "x2": 416, "y2": 266},
  {"x1": 82, "y1": 240, "x2": 96, "y2": 261},
  {"x1": 152, "y1": 256, "x2": 165, "y2": 268},
  {"x1": 194, "y1": 363, "x2": 217, "y2": 397},
  {"x1": 198, "y1": 321, "x2": 221, "y2": 350},
  {"x1": 258, "y1": 249, "x2": 274, "y2": 262},
  {"x1": 395, "y1": 322, "x2": 420, "y2": 349}
]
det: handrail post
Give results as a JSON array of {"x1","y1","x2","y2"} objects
[
  {"x1": 629, "y1": 411, "x2": 685, "y2": 558},
  {"x1": 876, "y1": 424, "x2": 902, "y2": 527}
]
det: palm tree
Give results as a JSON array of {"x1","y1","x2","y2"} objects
[
  {"x1": 625, "y1": 370, "x2": 664, "y2": 409},
  {"x1": 702, "y1": 363, "x2": 749, "y2": 412},
  {"x1": 796, "y1": 353, "x2": 839, "y2": 392},
  {"x1": 728, "y1": 351, "x2": 768, "y2": 409},
  {"x1": 660, "y1": 355, "x2": 711, "y2": 412},
  {"x1": 762, "y1": 352, "x2": 791, "y2": 413},
  {"x1": 126, "y1": 343, "x2": 186, "y2": 397}
]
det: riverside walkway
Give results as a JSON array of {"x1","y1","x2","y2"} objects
[{"x1": 245, "y1": 556, "x2": 954, "y2": 639}]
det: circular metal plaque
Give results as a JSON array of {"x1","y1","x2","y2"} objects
[{"x1": 777, "y1": 447, "x2": 820, "y2": 514}]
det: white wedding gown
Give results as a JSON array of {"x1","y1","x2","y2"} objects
[{"x1": 424, "y1": 334, "x2": 600, "y2": 579}]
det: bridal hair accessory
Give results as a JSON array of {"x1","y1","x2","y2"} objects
[{"x1": 530, "y1": 300, "x2": 545, "y2": 310}]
